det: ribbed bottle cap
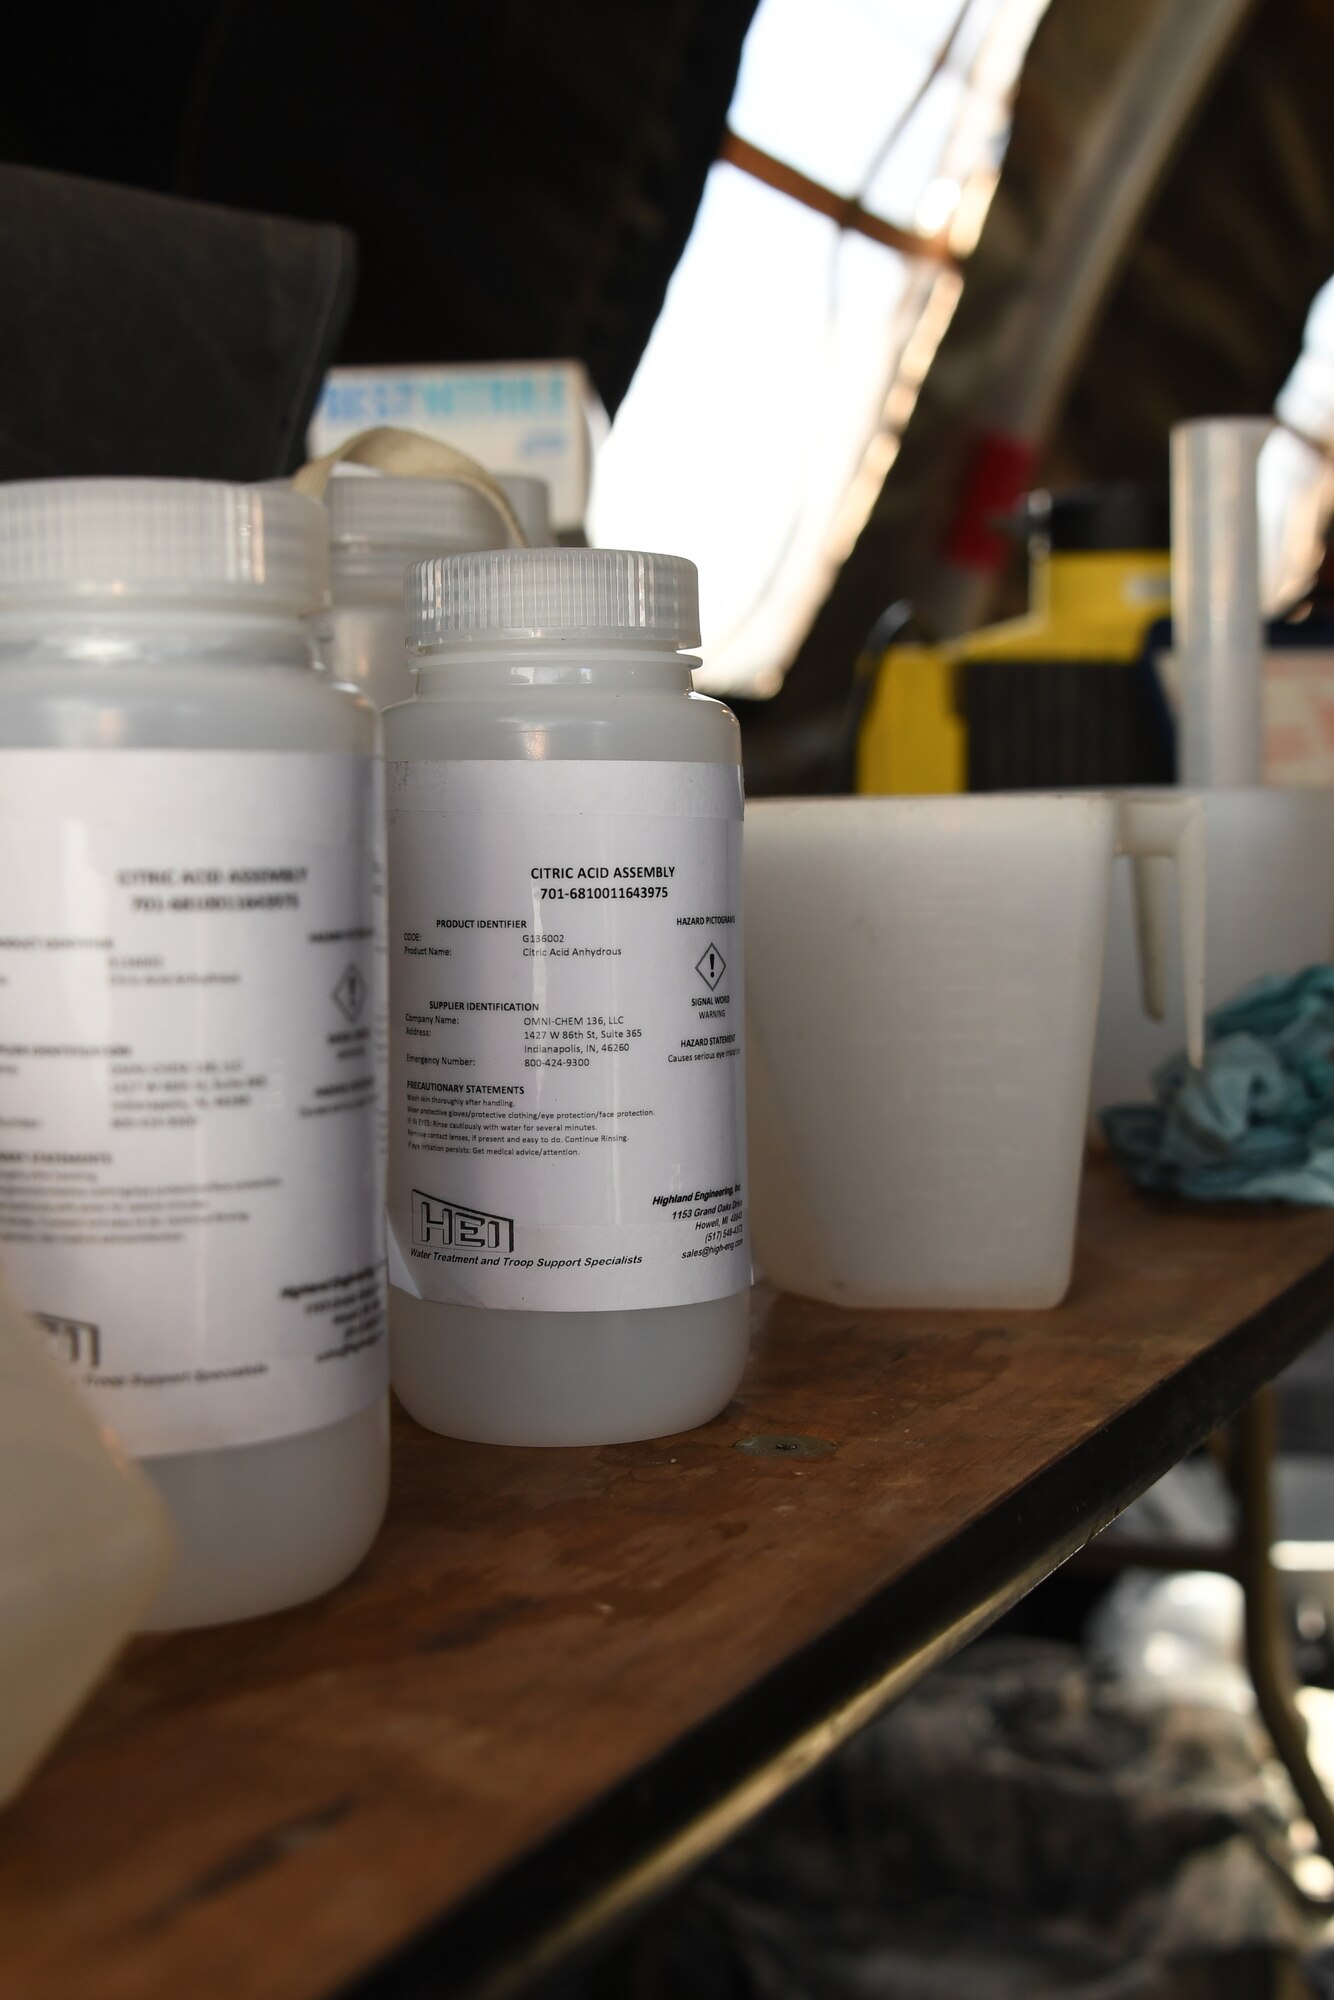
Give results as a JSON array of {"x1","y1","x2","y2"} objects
[
  {"x1": 0, "y1": 478, "x2": 328, "y2": 613},
  {"x1": 407, "y1": 548, "x2": 700, "y2": 648},
  {"x1": 327, "y1": 470, "x2": 552, "y2": 562}
]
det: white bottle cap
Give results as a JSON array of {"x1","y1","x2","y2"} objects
[
  {"x1": 0, "y1": 478, "x2": 328, "y2": 615},
  {"x1": 327, "y1": 470, "x2": 552, "y2": 570},
  {"x1": 407, "y1": 548, "x2": 700, "y2": 649}
]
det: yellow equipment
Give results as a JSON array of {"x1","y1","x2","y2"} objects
[{"x1": 857, "y1": 487, "x2": 1173, "y2": 795}]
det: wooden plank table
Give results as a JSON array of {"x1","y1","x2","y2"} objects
[{"x1": 6, "y1": 1158, "x2": 1334, "y2": 2000}]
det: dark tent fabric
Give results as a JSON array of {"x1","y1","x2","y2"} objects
[
  {"x1": 0, "y1": 0, "x2": 758, "y2": 421},
  {"x1": 0, "y1": 165, "x2": 354, "y2": 481},
  {"x1": 1046, "y1": 0, "x2": 1334, "y2": 483}
]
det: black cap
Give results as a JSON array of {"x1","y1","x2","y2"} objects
[{"x1": 1024, "y1": 483, "x2": 1171, "y2": 553}]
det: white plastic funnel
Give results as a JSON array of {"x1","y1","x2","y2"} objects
[{"x1": 1172, "y1": 417, "x2": 1271, "y2": 787}]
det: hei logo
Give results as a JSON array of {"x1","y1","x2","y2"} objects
[
  {"x1": 411, "y1": 1190, "x2": 514, "y2": 1254},
  {"x1": 35, "y1": 1312, "x2": 102, "y2": 1369}
]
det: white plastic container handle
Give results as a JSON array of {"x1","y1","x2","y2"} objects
[{"x1": 1118, "y1": 793, "x2": 1206, "y2": 1065}]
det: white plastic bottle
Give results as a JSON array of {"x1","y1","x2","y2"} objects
[
  {"x1": 324, "y1": 470, "x2": 551, "y2": 710},
  {"x1": 384, "y1": 548, "x2": 750, "y2": 1445},
  {"x1": 0, "y1": 479, "x2": 389, "y2": 1628}
]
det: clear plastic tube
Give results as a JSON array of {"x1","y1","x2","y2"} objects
[{"x1": 1172, "y1": 417, "x2": 1271, "y2": 787}]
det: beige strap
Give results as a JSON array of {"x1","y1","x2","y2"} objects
[{"x1": 292, "y1": 426, "x2": 527, "y2": 546}]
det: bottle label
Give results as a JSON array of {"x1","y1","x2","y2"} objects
[
  {"x1": 0, "y1": 750, "x2": 388, "y2": 1456},
  {"x1": 386, "y1": 759, "x2": 749, "y2": 1311}
]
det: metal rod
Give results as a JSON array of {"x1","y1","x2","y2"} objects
[
  {"x1": 1235, "y1": 1387, "x2": 1334, "y2": 1861},
  {"x1": 717, "y1": 131, "x2": 959, "y2": 267}
]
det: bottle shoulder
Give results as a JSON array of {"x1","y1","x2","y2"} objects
[
  {"x1": 382, "y1": 688, "x2": 739, "y2": 765},
  {"x1": 0, "y1": 664, "x2": 377, "y2": 753}
]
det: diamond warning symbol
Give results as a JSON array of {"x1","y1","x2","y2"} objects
[
  {"x1": 332, "y1": 963, "x2": 368, "y2": 1023},
  {"x1": 695, "y1": 941, "x2": 727, "y2": 992}
]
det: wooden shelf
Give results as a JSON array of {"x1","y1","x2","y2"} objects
[{"x1": 5, "y1": 1159, "x2": 1334, "y2": 2000}]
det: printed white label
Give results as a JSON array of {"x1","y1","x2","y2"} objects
[
  {"x1": 387, "y1": 760, "x2": 748, "y2": 1311},
  {"x1": 0, "y1": 750, "x2": 388, "y2": 1456}
]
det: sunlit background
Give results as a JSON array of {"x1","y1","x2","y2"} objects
[{"x1": 589, "y1": 0, "x2": 1053, "y2": 694}]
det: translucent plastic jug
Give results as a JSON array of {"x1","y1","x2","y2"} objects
[
  {"x1": 1092, "y1": 788, "x2": 1334, "y2": 1113},
  {"x1": 323, "y1": 467, "x2": 551, "y2": 710},
  {"x1": 0, "y1": 1270, "x2": 172, "y2": 1805},
  {"x1": 746, "y1": 793, "x2": 1204, "y2": 1310}
]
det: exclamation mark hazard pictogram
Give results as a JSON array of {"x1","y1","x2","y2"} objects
[{"x1": 695, "y1": 940, "x2": 726, "y2": 992}]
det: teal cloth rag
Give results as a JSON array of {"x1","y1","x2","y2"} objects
[{"x1": 1101, "y1": 966, "x2": 1334, "y2": 1205}]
